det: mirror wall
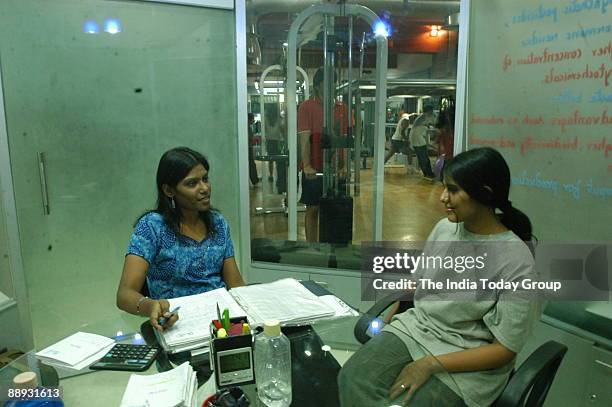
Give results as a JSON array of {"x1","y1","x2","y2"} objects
[{"x1": 246, "y1": 1, "x2": 461, "y2": 270}]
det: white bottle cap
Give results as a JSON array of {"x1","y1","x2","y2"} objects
[
  {"x1": 13, "y1": 371, "x2": 38, "y2": 389},
  {"x1": 263, "y1": 320, "x2": 281, "y2": 337}
]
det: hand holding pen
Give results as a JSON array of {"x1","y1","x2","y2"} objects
[
  {"x1": 159, "y1": 306, "x2": 181, "y2": 326},
  {"x1": 150, "y1": 300, "x2": 180, "y2": 332}
]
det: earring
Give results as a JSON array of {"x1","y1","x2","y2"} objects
[{"x1": 170, "y1": 197, "x2": 175, "y2": 209}]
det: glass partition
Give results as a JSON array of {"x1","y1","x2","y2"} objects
[
  {"x1": 0, "y1": 191, "x2": 14, "y2": 303},
  {"x1": 247, "y1": 1, "x2": 461, "y2": 271},
  {"x1": 466, "y1": 0, "x2": 611, "y2": 336},
  {"x1": 0, "y1": 0, "x2": 238, "y2": 347}
]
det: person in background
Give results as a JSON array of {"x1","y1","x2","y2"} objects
[
  {"x1": 116, "y1": 147, "x2": 245, "y2": 332},
  {"x1": 248, "y1": 113, "x2": 260, "y2": 186},
  {"x1": 297, "y1": 68, "x2": 348, "y2": 242},
  {"x1": 385, "y1": 112, "x2": 417, "y2": 164},
  {"x1": 264, "y1": 103, "x2": 287, "y2": 193},
  {"x1": 339, "y1": 147, "x2": 541, "y2": 407},
  {"x1": 436, "y1": 99, "x2": 455, "y2": 159},
  {"x1": 410, "y1": 105, "x2": 436, "y2": 180}
]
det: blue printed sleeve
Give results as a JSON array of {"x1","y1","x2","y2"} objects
[
  {"x1": 220, "y1": 215, "x2": 235, "y2": 259},
  {"x1": 127, "y1": 213, "x2": 162, "y2": 264}
]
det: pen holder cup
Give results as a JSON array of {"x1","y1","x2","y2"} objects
[{"x1": 209, "y1": 317, "x2": 255, "y2": 389}]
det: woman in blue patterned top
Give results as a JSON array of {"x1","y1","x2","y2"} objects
[{"x1": 116, "y1": 147, "x2": 245, "y2": 331}]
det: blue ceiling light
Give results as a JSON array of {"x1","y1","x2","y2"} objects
[
  {"x1": 104, "y1": 18, "x2": 122, "y2": 35},
  {"x1": 83, "y1": 20, "x2": 99, "y2": 34},
  {"x1": 373, "y1": 19, "x2": 391, "y2": 38}
]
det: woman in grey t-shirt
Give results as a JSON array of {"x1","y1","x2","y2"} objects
[{"x1": 339, "y1": 147, "x2": 541, "y2": 407}]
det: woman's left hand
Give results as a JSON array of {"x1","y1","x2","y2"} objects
[{"x1": 389, "y1": 355, "x2": 444, "y2": 404}]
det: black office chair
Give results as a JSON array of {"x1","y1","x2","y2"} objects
[{"x1": 354, "y1": 293, "x2": 568, "y2": 407}]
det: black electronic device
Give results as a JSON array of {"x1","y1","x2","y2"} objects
[
  {"x1": 89, "y1": 344, "x2": 159, "y2": 372},
  {"x1": 209, "y1": 316, "x2": 255, "y2": 389},
  {"x1": 319, "y1": 196, "x2": 353, "y2": 244}
]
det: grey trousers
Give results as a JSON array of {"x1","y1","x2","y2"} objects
[{"x1": 338, "y1": 332, "x2": 467, "y2": 407}]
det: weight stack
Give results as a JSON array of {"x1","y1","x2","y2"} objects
[{"x1": 318, "y1": 196, "x2": 353, "y2": 244}]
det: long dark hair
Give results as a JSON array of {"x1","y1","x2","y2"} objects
[
  {"x1": 436, "y1": 96, "x2": 455, "y2": 130},
  {"x1": 137, "y1": 147, "x2": 217, "y2": 236},
  {"x1": 443, "y1": 147, "x2": 533, "y2": 242}
]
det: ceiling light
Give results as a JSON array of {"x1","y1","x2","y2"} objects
[
  {"x1": 373, "y1": 20, "x2": 390, "y2": 38},
  {"x1": 430, "y1": 25, "x2": 441, "y2": 37},
  {"x1": 359, "y1": 85, "x2": 376, "y2": 90}
]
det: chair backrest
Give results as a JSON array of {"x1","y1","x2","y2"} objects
[{"x1": 493, "y1": 341, "x2": 568, "y2": 407}]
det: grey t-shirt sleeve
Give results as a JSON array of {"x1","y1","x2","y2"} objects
[
  {"x1": 482, "y1": 255, "x2": 542, "y2": 353},
  {"x1": 483, "y1": 297, "x2": 541, "y2": 353}
]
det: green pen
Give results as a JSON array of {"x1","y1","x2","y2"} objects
[{"x1": 222, "y1": 308, "x2": 230, "y2": 331}]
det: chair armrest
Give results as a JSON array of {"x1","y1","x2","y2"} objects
[
  {"x1": 494, "y1": 340, "x2": 568, "y2": 407},
  {"x1": 353, "y1": 292, "x2": 414, "y2": 344}
]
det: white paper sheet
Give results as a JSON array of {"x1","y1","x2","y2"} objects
[
  {"x1": 162, "y1": 288, "x2": 246, "y2": 346},
  {"x1": 120, "y1": 362, "x2": 195, "y2": 407},
  {"x1": 230, "y1": 278, "x2": 335, "y2": 325},
  {"x1": 36, "y1": 332, "x2": 115, "y2": 367}
]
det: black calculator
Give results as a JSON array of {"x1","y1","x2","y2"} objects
[{"x1": 90, "y1": 344, "x2": 159, "y2": 372}]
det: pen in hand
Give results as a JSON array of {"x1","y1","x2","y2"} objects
[{"x1": 158, "y1": 306, "x2": 181, "y2": 326}]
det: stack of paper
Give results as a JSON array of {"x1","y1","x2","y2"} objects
[
  {"x1": 156, "y1": 278, "x2": 351, "y2": 353},
  {"x1": 230, "y1": 278, "x2": 337, "y2": 326},
  {"x1": 36, "y1": 332, "x2": 115, "y2": 378},
  {"x1": 155, "y1": 287, "x2": 245, "y2": 353},
  {"x1": 319, "y1": 295, "x2": 360, "y2": 318},
  {"x1": 119, "y1": 362, "x2": 197, "y2": 407}
]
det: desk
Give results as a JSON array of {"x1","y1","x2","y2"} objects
[
  {"x1": 1, "y1": 291, "x2": 353, "y2": 406},
  {"x1": 141, "y1": 281, "x2": 344, "y2": 406},
  {"x1": 139, "y1": 322, "x2": 341, "y2": 407}
]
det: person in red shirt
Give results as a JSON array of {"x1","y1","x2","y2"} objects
[{"x1": 298, "y1": 68, "x2": 348, "y2": 242}]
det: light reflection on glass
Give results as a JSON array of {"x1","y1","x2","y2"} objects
[
  {"x1": 104, "y1": 19, "x2": 122, "y2": 35},
  {"x1": 369, "y1": 318, "x2": 383, "y2": 335},
  {"x1": 83, "y1": 20, "x2": 99, "y2": 34}
]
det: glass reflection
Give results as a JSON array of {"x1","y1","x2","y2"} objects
[{"x1": 247, "y1": 1, "x2": 461, "y2": 270}]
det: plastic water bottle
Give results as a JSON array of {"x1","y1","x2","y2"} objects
[{"x1": 255, "y1": 320, "x2": 292, "y2": 407}]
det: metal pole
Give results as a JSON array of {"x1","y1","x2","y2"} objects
[
  {"x1": 354, "y1": 31, "x2": 367, "y2": 196},
  {"x1": 372, "y1": 29, "x2": 388, "y2": 241},
  {"x1": 346, "y1": 16, "x2": 353, "y2": 197},
  {"x1": 286, "y1": 3, "x2": 387, "y2": 241}
]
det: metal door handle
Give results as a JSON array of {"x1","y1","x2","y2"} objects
[
  {"x1": 37, "y1": 152, "x2": 50, "y2": 215},
  {"x1": 594, "y1": 359, "x2": 612, "y2": 370}
]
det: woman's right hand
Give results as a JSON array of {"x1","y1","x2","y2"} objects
[{"x1": 149, "y1": 299, "x2": 179, "y2": 332}]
